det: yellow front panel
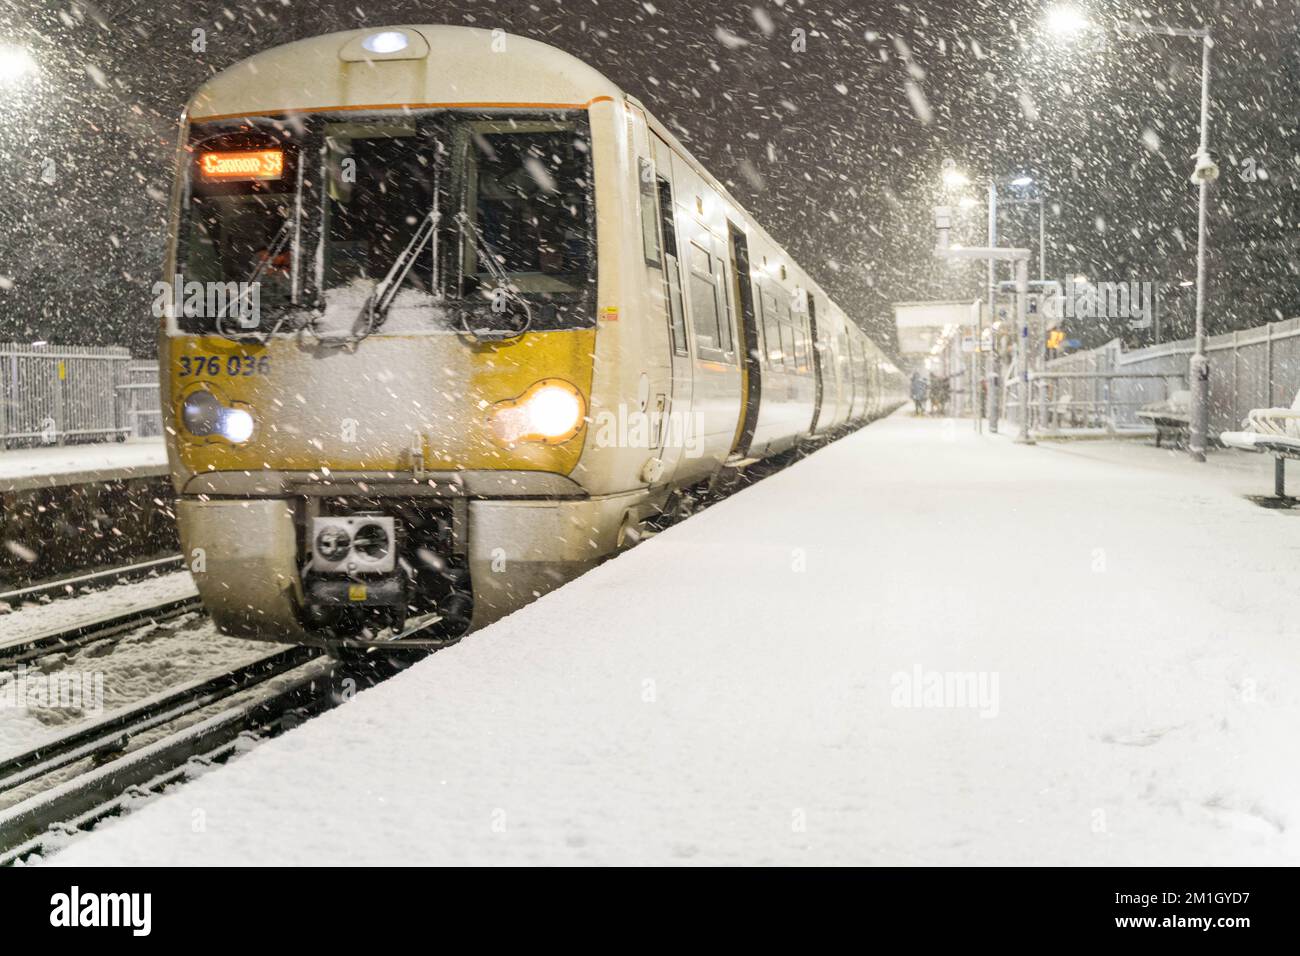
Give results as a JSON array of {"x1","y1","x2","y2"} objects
[{"x1": 167, "y1": 330, "x2": 595, "y2": 478}]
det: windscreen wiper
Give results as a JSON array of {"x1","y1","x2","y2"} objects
[
  {"x1": 349, "y1": 208, "x2": 440, "y2": 342},
  {"x1": 214, "y1": 216, "x2": 294, "y2": 342},
  {"x1": 452, "y1": 210, "x2": 533, "y2": 341}
]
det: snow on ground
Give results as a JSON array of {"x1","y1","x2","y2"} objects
[
  {"x1": 48, "y1": 410, "x2": 1300, "y2": 865},
  {"x1": 0, "y1": 572, "x2": 269, "y2": 756},
  {"x1": 0, "y1": 439, "x2": 167, "y2": 492},
  {"x1": 0, "y1": 570, "x2": 196, "y2": 644},
  {"x1": 1028, "y1": 431, "x2": 1286, "y2": 499}
]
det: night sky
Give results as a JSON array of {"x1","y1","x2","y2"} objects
[{"x1": 1, "y1": 0, "x2": 1296, "y2": 357}]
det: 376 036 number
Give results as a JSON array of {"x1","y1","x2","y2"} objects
[{"x1": 178, "y1": 355, "x2": 270, "y2": 377}]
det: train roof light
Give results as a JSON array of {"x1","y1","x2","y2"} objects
[
  {"x1": 340, "y1": 29, "x2": 428, "y2": 62},
  {"x1": 362, "y1": 32, "x2": 409, "y2": 54}
]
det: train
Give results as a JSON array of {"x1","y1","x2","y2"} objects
[{"x1": 159, "y1": 24, "x2": 907, "y2": 649}]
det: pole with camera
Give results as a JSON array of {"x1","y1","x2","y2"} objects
[{"x1": 933, "y1": 204, "x2": 1035, "y2": 443}]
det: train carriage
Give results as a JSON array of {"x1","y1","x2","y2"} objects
[{"x1": 161, "y1": 24, "x2": 906, "y2": 648}]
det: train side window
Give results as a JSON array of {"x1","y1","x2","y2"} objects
[
  {"x1": 688, "y1": 241, "x2": 725, "y2": 354},
  {"x1": 656, "y1": 177, "x2": 688, "y2": 355},
  {"x1": 761, "y1": 287, "x2": 782, "y2": 366},
  {"x1": 789, "y1": 293, "x2": 804, "y2": 370},
  {"x1": 777, "y1": 296, "x2": 794, "y2": 370},
  {"x1": 711, "y1": 252, "x2": 734, "y2": 354},
  {"x1": 638, "y1": 157, "x2": 661, "y2": 266},
  {"x1": 795, "y1": 306, "x2": 806, "y2": 369}
]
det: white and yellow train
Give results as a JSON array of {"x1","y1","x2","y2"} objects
[{"x1": 161, "y1": 24, "x2": 906, "y2": 648}]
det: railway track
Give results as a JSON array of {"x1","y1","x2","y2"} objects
[
  {"x1": 0, "y1": 646, "x2": 336, "y2": 863},
  {"x1": 0, "y1": 593, "x2": 203, "y2": 667},
  {"x1": 0, "y1": 554, "x2": 186, "y2": 606}
]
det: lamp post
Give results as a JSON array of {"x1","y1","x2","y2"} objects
[
  {"x1": 986, "y1": 179, "x2": 998, "y2": 433},
  {"x1": 999, "y1": 177, "x2": 1046, "y2": 281},
  {"x1": 968, "y1": 173, "x2": 1046, "y2": 434},
  {"x1": 935, "y1": 182, "x2": 1036, "y2": 444},
  {"x1": 1048, "y1": 10, "x2": 1217, "y2": 461},
  {"x1": 1118, "y1": 22, "x2": 1216, "y2": 461}
]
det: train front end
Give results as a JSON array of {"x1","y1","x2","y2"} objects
[{"x1": 161, "y1": 26, "x2": 626, "y2": 647}]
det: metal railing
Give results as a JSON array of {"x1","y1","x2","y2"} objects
[
  {"x1": 118, "y1": 361, "x2": 163, "y2": 439},
  {"x1": 1014, "y1": 370, "x2": 1186, "y2": 433},
  {"x1": 1029, "y1": 316, "x2": 1300, "y2": 440},
  {"x1": 0, "y1": 344, "x2": 159, "y2": 448}
]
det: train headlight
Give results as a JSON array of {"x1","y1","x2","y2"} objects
[
  {"x1": 180, "y1": 386, "x2": 255, "y2": 444},
  {"x1": 489, "y1": 379, "x2": 586, "y2": 445},
  {"x1": 217, "y1": 407, "x2": 254, "y2": 443},
  {"x1": 181, "y1": 388, "x2": 222, "y2": 437},
  {"x1": 315, "y1": 526, "x2": 352, "y2": 562}
]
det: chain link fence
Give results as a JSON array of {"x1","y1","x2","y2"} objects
[
  {"x1": 1038, "y1": 317, "x2": 1300, "y2": 437},
  {"x1": 0, "y1": 344, "x2": 160, "y2": 448}
]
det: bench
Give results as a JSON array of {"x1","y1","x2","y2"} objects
[
  {"x1": 1136, "y1": 389, "x2": 1191, "y2": 448},
  {"x1": 1219, "y1": 391, "x2": 1300, "y2": 497}
]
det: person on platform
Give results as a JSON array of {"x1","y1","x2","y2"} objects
[
  {"x1": 911, "y1": 371, "x2": 928, "y2": 416},
  {"x1": 931, "y1": 374, "x2": 950, "y2": 416}
]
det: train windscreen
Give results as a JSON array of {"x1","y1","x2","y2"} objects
[
  {"x1": 177, "y1": 131, "x2": 301, "y2": 335},
  {"x1": 174, "y1": 111, "x2": 595, "y2": 338}
]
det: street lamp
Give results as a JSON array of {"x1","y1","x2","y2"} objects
[
  {"x1": 997, "y1": 175, "x2": 1047, "y2": 281},
  {"x1": 1045, "y1": 6, "x2": 1090, "y2": 36},
  {"x1": 939, "y1": 165, "x2": 1049, "y2": 438},
  {"x1": 1047, "y1": 12, "x2": 1215, "y2": 461},
  {"x1": 941, "y1": 158, "x2": 971, "y2": 190},
  {"x1": 984, "y1": 173, "x2": 1047, "y2": 433},
  {"x1": 933, "y1": 231, "x2": 1035, "y2": 444},
  {"x1": 0, "y1": 44, "x2": 37, "y2": 86}
]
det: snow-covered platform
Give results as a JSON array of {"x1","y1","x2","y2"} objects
[
  {"x1": 49, "y1": 412, "x2": 1300, "y2": 865},
  {"x1": 0, "y1": 440, "x2": 168, "y2": 493}
]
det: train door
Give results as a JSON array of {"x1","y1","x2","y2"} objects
[
  {"x1": 806, "y1": 292, "x2": 823, "y2": 435},
  {"x1": 853, "y1": 336, "x2": 867, "y2": 419},
  {"x1": 728, "y1": 222, "x2": 761, "y2": 457},
  {"x1": 845, "y1": 334, "x2": 859, "y2": 420},
  {"x1": 669, "y1": 155, "x2": 743, "y2": 472},
  {"x1": 838, "y1": 326, "x2": 853, "y2": 426},
  {"x1": 648, "y1": 133, "x2": 693, "y2": 483}
]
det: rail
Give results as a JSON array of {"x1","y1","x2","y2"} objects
[
  {"x1": 0, "y1": 648, "x2": 332, "y2": 862},
  {"x1": 0, "y1": 593, "x2": 202, "y2": 667}
]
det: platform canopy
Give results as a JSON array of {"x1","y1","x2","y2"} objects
[{"x1": 893, "y1": 299, "x2": 983, "y2": 358}]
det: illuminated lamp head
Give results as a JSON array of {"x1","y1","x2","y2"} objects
[
  {"x1": 489, "y1": 379, "x2": 586, "y2": 446},
  {"x1": 362, "y1": 31, "x2": 409, "y2": 54},
  {"x1": 181, "y1": 386, "x2": 255, "y2": 444}
]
